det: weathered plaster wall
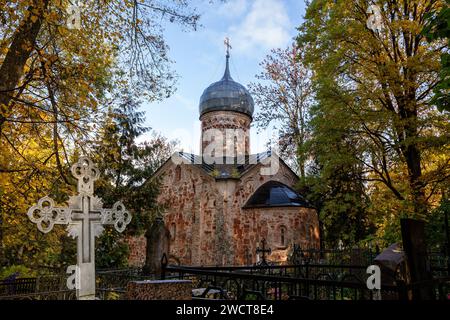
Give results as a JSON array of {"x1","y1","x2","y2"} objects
[
  {"x1": 126, "y1": 153, "x2": 320, "y2": 267},
  {"x1": 234, "y1": 207, "x2": 320, "y2": 264},
  {"x1": 126, "y1": 235, "x2": 146, "y2": 267},
  {"x1": 224, "y1": 162, "x2": 320, "y2": 265},
  {"x1": 156, "y1": 162, "x2": 223, "y2": 265},
  {"x1": 131, "y1": 158, "x2": 321, "y2": 266},
  {"x1": 200, "y1": 111, "x2": 251, "y2": 156}
]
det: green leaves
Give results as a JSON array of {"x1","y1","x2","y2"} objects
[
  {"x1": 0, "y1": 0, "x2": 195, "y2": 270},
  {"x1": 422, "y1": 0, "x2": 450, "y2": 112},
  {"x1": 249, "y1": 44, "x2": 313, "y2": 178},
  {"x1": 91, "y1": 91, "x2": 174, "y2": 267},
  {"x1": 422, "y1": 0, "x2": 450, "y2": 42},
  {"x1": 297, "y1": 0, "x2": 449, "y2": 246}
]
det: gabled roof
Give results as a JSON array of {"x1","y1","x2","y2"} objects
[
  {"x1": 174, "y1": 151, "x2": 272, "y2": 179},
  {"x1": 148, "y1": 150, "x2": 300, "y2": 188}
]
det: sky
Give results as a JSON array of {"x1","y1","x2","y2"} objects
[{"x1": 141, "y1": 0, "x2": 307, "y2": 154}]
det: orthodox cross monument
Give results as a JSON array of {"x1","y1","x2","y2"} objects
[{"x1": 27, "y1": 156, "x2": 132, "y2": 299}]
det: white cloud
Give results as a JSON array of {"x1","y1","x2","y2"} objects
[
  {"x1": 227, "y1": 0, "x2": 292, "y2": 55},
  {"x1": 217, "y1": 0, "x2": 249, "y2": 18},
  {"x1": 168, "y1": 121, "x2": 202, "y2": 154},
  {"x1": 173, "y1": 93, "x2": 197, "y2": 111}
]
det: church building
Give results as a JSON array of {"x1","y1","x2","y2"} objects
[{"x1": 130, "y1": 50, "x2": 320, "y2": 267}]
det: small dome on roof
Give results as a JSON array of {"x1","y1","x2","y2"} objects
[{"x1": 243, "y1": 181, "x2": 310, "y2": 209}]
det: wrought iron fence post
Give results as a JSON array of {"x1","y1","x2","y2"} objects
[
  {"x1": 396, "y1": 280, "x2": 408, "y2": 300},
  {"x1": 444, "y1": 203, "x2": 450, "y2": 274},
  {"x1": 305, "y1": 261, "x2": 310, "y2": 297},
  {"x1": 437, "y1": 280, "x2": 445, "y2": 300},
  {"x1": 160, "y1": 253, "x2": 168, "y2": 280}
]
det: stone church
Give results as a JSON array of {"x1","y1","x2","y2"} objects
[{"x1": 128, "y1": 52, "x2": 320, "y2": 268}]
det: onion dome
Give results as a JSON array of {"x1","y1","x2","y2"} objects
[{"x1": 199, "y1": 53, "x2": 254, "y2": 118}]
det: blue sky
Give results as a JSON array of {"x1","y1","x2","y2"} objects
[{"x1": 141, "y1": 0, "x2": 306, "y2": 154}]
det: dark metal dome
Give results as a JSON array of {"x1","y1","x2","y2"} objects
[
  {"x1": 243, "y1": 181, "x2": 311, "y2": 209},
  {"x1": 199, "y1": 55, "x2": 254, "y2": 118}
]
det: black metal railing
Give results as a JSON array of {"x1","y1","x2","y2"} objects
[
  {"x1": 169, "y1": 263, "x2": 369, "y2": 282},
  {"x1": 0, "y1": 277, "x2": 36, "y2": 296},
  {"x1": 289, "y1": 245, "x2": 380, "y2": 266},
  {"x1": 428, "y1": 251, "x2": 450, "y2": 277},
  {"x1": 0, "y1": 290, "x2": 77, "y2": 300},
  {"x1": 0, "y1": 269, "x2": 156, "y2": 300},
  {"x1": 162, "y1": 265, "x2": 395, "y2": 300},
  {"x1": 162, "y1": 264, "x2": 450, "y2": 301},
  {"x1": 0, "y1": 275, "x2": 76, "y2": 300}
]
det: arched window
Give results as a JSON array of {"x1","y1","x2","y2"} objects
[
  {"x1": 170, "y1": 222, "x2": 176, "y2": 240},
  {"x1": 280, "y1": 226, "x2": 287, "y2": 247},
  {"x1": 174, "y1": 165, "x2": 181, "y2": 182},
  {"x1": 309, "y1": 225, "x2": 314, "y2": 241}
]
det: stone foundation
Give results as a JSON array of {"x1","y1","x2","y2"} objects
[{"x1": 126, "y1": 280, "x2": 192, "y2": 300}]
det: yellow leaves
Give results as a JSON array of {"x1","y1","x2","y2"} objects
[
  {"x1": 57, "y1": 25, "x2": 68, "y2": 36},
  {"x1": 30, "y1": 15, "x2": 38, "y2": 23},
  {"x1": 31, "y1": 8, "x2": 41, "y2": 16},
  {"x1": 124, "y1": 0, "x2": 135, "y2": 8},
  {"x1": 45, "y1": 11, "x2": 59, "y2": 23},
  {"x1": 20, "y1": 42, "x2": 33, "y2": 52},
  {"x1": 0, "y1": 44, "x2": 8, "y2": 58},
  {"x1": 48, "y1": 54, "x2": 58, "y2": 63},
  {"x1": 8, "y1": 7, "x2": 18, "y2": 20}
]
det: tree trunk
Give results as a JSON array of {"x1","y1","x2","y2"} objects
[
  {"x1": 0, "y1": 0, "x2": 48, "y2": 265},
  {"x1": 399, "y1": 98, "x2": 427, "y2": 217},
  {"x1": 405, "y1": 143, "x2": 426, "y2": 217},
  {"x1": 0, "y1": 0, "x2": 49, "y2": 133},
  {"x1": 0, "y1": 211, "x2": 4, "y2": 266}
]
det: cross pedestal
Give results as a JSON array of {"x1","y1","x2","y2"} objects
[{"x1": 27, "y1": 157, "x2": 132, "y2": 300}]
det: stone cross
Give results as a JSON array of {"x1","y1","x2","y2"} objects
[
  {"x1": 27, "y1": 156, "x2": 132, "y2": 299},
  {"x1": 256, "y1": 238, "x2": 271, "y2": 266}
]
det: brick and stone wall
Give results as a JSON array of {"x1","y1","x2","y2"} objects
[
  {"x1": 236, "y1": 207, "x2": 320, "y2": 264},
  {"x1": 200, "y1": 111, "x2": 251, "y2": 156},
  {"x1": 126, "y1": 235, "x2": 146, "y2": 267},
  {"x1": 216, "y1": 162, "x2": 320, "y2": 265},
  {"x1": 146, "y1": 155, "x2": 320, "y2": 267}
]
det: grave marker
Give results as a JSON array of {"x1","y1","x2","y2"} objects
[{"x1": 27, "y1": 156, "x2": 132, "y2": 299}]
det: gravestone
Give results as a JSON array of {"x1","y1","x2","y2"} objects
[
  {"x1": 26, "y1": 157, "x2": 132, "y2": 300},
  {"x1": 143, "y1": 217, "x2": 170, "y2": 275}
]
